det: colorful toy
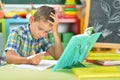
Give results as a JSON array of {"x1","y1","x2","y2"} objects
[{"x1": 64, "y1": 0, "x2": 78, "y2": 19}]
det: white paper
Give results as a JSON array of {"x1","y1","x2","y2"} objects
[
  {"x1": 13, "y1": 60, "x2": 57, "y2": 70},
  {"x1": 104, "y1": 60, "x2": 120, "y2": 65},
  {"x1": 96, "y1": 60, "x2": 120, "y2": 66}
]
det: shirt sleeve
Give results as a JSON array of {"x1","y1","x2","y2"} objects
[
  {"x1": 41, "y1": 37, "x2": 52, "y2": 51},
  {"x1": 5, "y1": 31, "x2": 20, "y2": 55},
  {"x1": 1, "y1": 31, "x2": 20, "y2": 65}
]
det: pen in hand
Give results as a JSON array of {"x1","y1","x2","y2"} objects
[{"x1": 27, "y1": 51, "x2": 42, "y2": 65}]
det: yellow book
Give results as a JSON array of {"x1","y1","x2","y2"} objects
[
  {"x1": 72, "y1": 66, "x2": 120, "y2": 79},
  {"x1": 87, "y1": 53, "x2": 120, "y2": 60}
]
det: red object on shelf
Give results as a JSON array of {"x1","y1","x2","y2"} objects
[
  {"x1": 64, "y1": 15, "x2": 78, "y2": 19},
  {"x1": 0, "y1": 10, "x2": 4, "y2": 18},
  {"x1": 65, "y1": 5, "x2": 76, "y2": 8}
]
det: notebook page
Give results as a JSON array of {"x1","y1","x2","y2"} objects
[{"x1": 13, "y1": 60, "x2": 57, "y2": 70}]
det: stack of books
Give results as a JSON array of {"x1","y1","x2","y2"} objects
[
  {"x1": 86, "y1": 53, "x2": 120, "y2": 66},
  {"x1": 86, "y1": 60, "x2": 120, "y2": 66}
]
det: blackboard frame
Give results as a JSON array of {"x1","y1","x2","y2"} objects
[
  {"x1": 2, "y1": 0, "x2": 81, "y2": 4},
  {"x1": 85, "y1": 0, "x2": 120, "y2": 48}
]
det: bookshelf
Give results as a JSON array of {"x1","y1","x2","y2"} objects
[{"x1": 6, "y1": 18, "x2": 80, "y2": 42}]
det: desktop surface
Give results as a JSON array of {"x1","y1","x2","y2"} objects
[
  {"x1": 1, "y1": 61, "x2": 120, "y2": 80},
  {"x1": 0, "y1": 64, "x2": 78, "y2": 80}
]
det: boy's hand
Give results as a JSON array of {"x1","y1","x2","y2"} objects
[
  {"x1": 48, "y1": 13, "x2": 59, "y2": 33},
  {"x1": 27, "y1": 51, "x2": 42, "y2": 65}
]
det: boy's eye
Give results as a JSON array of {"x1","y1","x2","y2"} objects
[
  {"x1": 38, "y1": 27, "x2": 42, "y2": 31},
  {"x1": 45, "y1": 31, "x2": 49, "y2": 33},
  {"x1": 38, "y1": 28, "x2": 41, "y2": 30}
]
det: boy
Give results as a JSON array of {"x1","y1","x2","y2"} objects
[{"x1": 1, "y1": 6, "x2": 63, "y2": 65}]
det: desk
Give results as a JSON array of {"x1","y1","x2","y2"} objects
[
  {"x1": 0, "y1": 64, "x2": 78, "y2": 80},
  {"x1": 0, "y1": 61, "x2": 97, "y2": 80},
  {"x1": 1, "y1": 62, "x2": 120, "y2": 80}
]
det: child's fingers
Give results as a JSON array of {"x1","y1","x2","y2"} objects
[
  {"x1": 50, "y1": 12, "x2": 57, "y2": 19},
  {"x1": 50, "y1": 12, "x2": 56, "y2": 16},
  {"x1": 48, "y1": 20, "x2": 53, "y2": 25}
]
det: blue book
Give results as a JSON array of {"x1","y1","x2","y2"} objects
[{"x1": 52, "y1": 27, "x2": 101, "y2": 71}]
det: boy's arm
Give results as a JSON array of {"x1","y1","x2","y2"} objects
[
  {"x1": 47, "y1": 13, "x2": 63, "y2": 60},
  {"x1": 47, "y1": 32, "x2": 63, "y2": 60},
  {"x1": 6, "y1": 50, "x2": 42, "y2": 65},
  {"x1": 6, "y1": 50, "x2": 29, "y2": 64}
]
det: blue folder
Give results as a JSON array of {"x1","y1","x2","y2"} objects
[{"x1": 52, "y1": 27, "x2": 101, "y2": 71}]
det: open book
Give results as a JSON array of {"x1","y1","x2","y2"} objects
[{"x1": 52, "y1": 27, "x2": 101, "y2": 71}]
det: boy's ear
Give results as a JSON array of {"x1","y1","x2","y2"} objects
[{"x1": 29, "y1": 16, "x2": 34, "y2": 23}]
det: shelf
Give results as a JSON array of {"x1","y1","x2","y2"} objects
[
  {"x1": 4, "y1": 18, "x2": 80, "y2": 43},
  {"x1": 59, "y1": 18, "x2": 77, "y2": 23}
]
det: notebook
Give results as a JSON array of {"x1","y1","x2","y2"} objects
[
  {"x1": 52, "y1": 27, "x2": 101, "y2": 71},
  {"x1": 13, "y1": 60, "x2": 57, "y2": 70}
]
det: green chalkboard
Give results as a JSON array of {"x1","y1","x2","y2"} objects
[
  {"x1": 2, "y1": 0, "x2": 81, "y2": 4},
  {"x1": 85, "y1": 0, "x2": 120, "y2": 48}
]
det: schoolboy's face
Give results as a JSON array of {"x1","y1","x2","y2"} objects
[{"x1": 29, "y1": 17, "x2": 52, "y2": 39}]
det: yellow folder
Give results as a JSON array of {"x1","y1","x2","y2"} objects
[{"x1": 72, "y1": 66, "x2": 120, "y2": 79}]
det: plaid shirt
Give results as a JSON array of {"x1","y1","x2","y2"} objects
[{"x1": 1, "y1": 24, "x2": 52, "y2": 65}]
